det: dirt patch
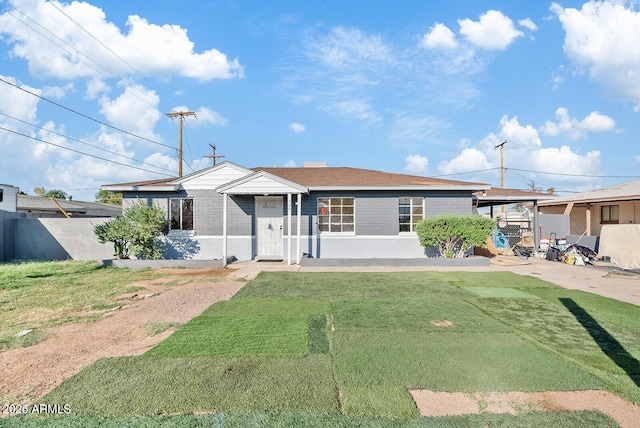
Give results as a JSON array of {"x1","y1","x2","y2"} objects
[
  {"x1": 410, "y1": 389, "x2": 640, "y2": 428},
  {"x1": 429, "y1": 320, "x2": 453, "y2": 327},
  {"x1": 0, "y1": 268, "x2": 244, "y2": 405}
]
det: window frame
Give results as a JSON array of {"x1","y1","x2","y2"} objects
[
  {"x1": 600, "y1": 204, "x2": 619, "y2": 224},
  {"x1": 316, "y1": 197, "x2": 355, "y2": 234},
  {"x1": 169, "y1": 198, "x2": 194, "y2": 233},
  {"x1": 398, "y1": 197, "x2": 424, "y2": 233}
]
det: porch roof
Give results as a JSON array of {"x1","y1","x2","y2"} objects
[{"x1": 217, "y1": 170, "x2": 309, "y2": 195}]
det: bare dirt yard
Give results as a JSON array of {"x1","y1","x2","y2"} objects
[{"x1": 0, "y1": 267, "x2": 244, "y2": 404}]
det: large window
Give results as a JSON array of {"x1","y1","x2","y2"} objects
[
  {"x1": 317, "y1": 197, "x2": 354, "y2": 232},
  {"x1": 399, "y1": 197, "x2": 423, "y2": 232},
  {"x1": 170, "y1": 198, "x2": 193, "y2": 231},
  {"x1": 601, "y1": 205, "x2": 619, "y2": 224}
]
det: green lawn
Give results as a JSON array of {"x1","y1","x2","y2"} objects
[{"x1": 9, "y1": 270, "x2": 640, "y2": 426}]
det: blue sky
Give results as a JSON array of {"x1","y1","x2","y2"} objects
[{"x1": 1, "y1": 0, "x2": 640, "y2": 201}]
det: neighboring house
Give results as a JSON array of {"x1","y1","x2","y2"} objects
[
  {"x1": 538, "y1": 179, "x2": 640, "y2": 237},
  {"x1": 0, "y1": 184, "x2": 19, "y2": 212},
  {"x1": 103, "y1": 161, "x2": 490, "y2": 263},
  {"x1": 17, "y1": 195, "x2": 122, "y2": 218}
]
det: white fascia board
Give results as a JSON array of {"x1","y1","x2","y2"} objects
[
  {"x1": 308, "y1": 185, "x2": 490, "y2": 192},
  {"x1": 101, "y1": 184, "x2": 179, "y2": 192}
]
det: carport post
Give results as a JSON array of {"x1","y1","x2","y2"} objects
[
  {"x1": 533, "y1": 200, "x2": 540, "y2": 252},
  {"x1": 287, "y1": 193, "x2": 292, "y2": 265},
  {"x1": 222, "y1": 193, "x2": 228, "y2": 266},
  {"x1": 296, "y1": 193, "x2": 302, "y2": 264}
]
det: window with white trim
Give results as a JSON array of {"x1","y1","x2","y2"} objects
[
  {"x1": 600, "y1": 205, "x2": 619, "y2": 224},
  {"x1": 170, "y1": 198, "x2": 193, "y2": 231},
  {"x1": 317, "y1": 197, "x2": 354, "y2": 232},
  {"x1": 399, "y1": 197, "x2": 423, "y2": 232}
]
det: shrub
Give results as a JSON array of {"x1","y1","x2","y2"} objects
[
  {"x1": 94, "y1": 202, "x2": 168, "y2": 260},
  {"x1": 416, "y1": 214, "x2": 495, "y2": 258}
]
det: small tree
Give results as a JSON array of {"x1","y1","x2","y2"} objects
[
  {"x1": 94, "y1": 202, "x2": 168, "y2": 260},
  {"x1": 416, "y1": 214, "x2": 496, "y2": 258},
  {"x1": 95, "y1": 190, "x2": 123, "y2": 205}
]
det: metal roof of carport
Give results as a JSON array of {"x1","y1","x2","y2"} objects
[{"x1": 473, "y1": 188, "x2": 556, "y2": 208}]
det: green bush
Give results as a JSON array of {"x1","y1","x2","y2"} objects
[
  {"x1": 415, "y1": 214, "x2": 495, "y2": 258},
  {"x1": 94, "y1": 202, "x2": 168, "y2": 260}
]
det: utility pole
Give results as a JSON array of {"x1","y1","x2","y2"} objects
[
  {"x1": 166, "y1": 111, "x2": 195, "y2": 177},
  {"x1": 495, "y1": 141, "x2": 507, "y2": 213},
  {"x1": 203, "y1": 144, "x2": 225, "y2": 166}
]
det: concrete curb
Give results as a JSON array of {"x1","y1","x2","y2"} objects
[
  {"x1": 101, "y1": 258, "x2": 232, "y2": 270},
  {"x1": 300, "y1": 256, "x2": 490, "y2": 268}
]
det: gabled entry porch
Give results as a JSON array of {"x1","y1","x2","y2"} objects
[{"x1": 217, "y1": 170, "x2": 309, "y2": 266}]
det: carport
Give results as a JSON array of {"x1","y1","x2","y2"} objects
[{"x1": 473, "y1": 188, "x2": 557, "y2": 251}]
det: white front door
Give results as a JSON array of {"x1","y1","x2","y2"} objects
[{"x1": 255, "y1": 196, "x2": 283, "y2": 259}]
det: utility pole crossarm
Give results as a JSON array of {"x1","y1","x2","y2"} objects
[
  {"x1": 166, "y1": 111, "x2": 196, "y2": 177},
  {"x1": 203, "y1": 144, "x2": 225, "y2": 166}
]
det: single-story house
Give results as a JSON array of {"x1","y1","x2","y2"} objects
[
  {"x1": 17, "y1": 195, "x2": 122, "y2": 218},
  {"x1": 102, "y1": 161, "x2": 490, "y2": 264},
  {"x1": 0, "y1": 184, "x2": 19, "y2": 212},
  {"x1": 538, "y1": 179, "x2": 640, "y2": 237}
]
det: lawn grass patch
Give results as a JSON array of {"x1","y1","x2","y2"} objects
[
  {"x1": 470, "y1": 296, "x2": 640, "y2": 405},
  {"x1": 440, "y1": 271, "x2": 558, "y2": 289},
  {"x1": 466, "y1": 287, "x2": 539, "y2": 299},
  {"x1": 331, "y1": 330, "x2": 604, "y2": 417},
  {"x1": 332, "y1": 298, "x2": 511, "y2": 333},
  {"x1": 41, "y1": 356, "x2": 338, "y2": 417},
  {"x1": 0, "y1": 261, "x2": 165, "y2": 350},
  {"x1": 0, "y1": 410, "x2": 618, "y2": 428},
  {"x1": 146, "y1": 315, "x2": 310, "y2": 357},
  {"x1": 307, "y1": 314, "x2": 329, "y2": 355},
  {"x1": 143, "y1": 322, "x2": 181, "y2": 336},
  {"x1": 233, "y1": 271, "x2": 468, "y2": 301}
]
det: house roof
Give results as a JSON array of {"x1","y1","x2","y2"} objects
[
  {"x1": 18, "y1": 195, "x2": 122, "y2": 216},
  {"x1": 538, "y1": 179, "x2": 640, "y2": 206},
  {"x1": 254, "y1": 167, "x2": 488, "y2": 190},
  {"x1": 102, "y1": 162, "x2": 489, "y2": 192}
]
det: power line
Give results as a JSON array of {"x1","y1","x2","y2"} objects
[
  {"x1": 46, "y1": 0, "x2": 183, "y2": 110},
  {"x1": 508, "y1": 167, "x2": 640, "y2": 179},
  {"x1": 1, "y1": 0, "x2": 168, "y2": 112},
  {"x1": 0, "y1": 76, "x2": 175, "y2": 150},
  {"x1": 0, "y1": 125, "x2": 174, "y2": 177},
  {"x1": 0, "y1": 111, "x2": 173, "y2": 174}
]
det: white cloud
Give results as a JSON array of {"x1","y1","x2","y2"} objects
[
  {"x1": 438, "y1": 114, "x2": 601, "y2": 185},
  {"x1": 0, "y1": 0, "x2": 243, "y2": 81},
  {"x1": 284, "y1": 159, "x2": 297, "y2": 167},
  {"x1": 422, "y1": 23, "x2": 458, "y2": 50},
  {"x1": 309, "y1": 26, "x2": 393, "y2": 69},
  {"x1": 0, "y1": 75, "x2": 40, "y2": 124},
  {"x1": 86, "y1": 78, "x2": 110, "y2": 99},
  {"x1": 438, "y1": 148, "x2": 492, "y2": 175},
  {"x1": 289, "y1": 122, "x2": 306, "y2": 133},
  {"x1": 41, "y1": 83, "x2": 74, "y2": 99},
  {"x1": 552, "y1": 1, "x2": 640, "y2": 109},
  {"x1": 518, "y1": 18, "x2": 538, "y2": 31},
  {"x1": 195, "y1": 107, "x2": 228, "y2": 126},
  {"x1": 404, "y1": 154, "x2": 428, "y2": 174},
  {"x1": 99, "y1": 84, "x2": 161, "y2": 139},
  {"x1": 321, "y1": 99, "x2": 381, "y2": 123},
  {"x1": 540, "y1": 107, "x2": 616, "y2": 139},
  {"x1": 459, "y1": 10, "x2": 524, "y2": 50}
]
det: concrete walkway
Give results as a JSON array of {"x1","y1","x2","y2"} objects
[{"x1": 228, "y1": 257, "x2": 640, "y2": 306}]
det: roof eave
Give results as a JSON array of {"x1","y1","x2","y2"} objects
[
  {"x1": 102, "y1": 184, "x2": 180, "y2": 192},
  {"x1": 307, "y1": 185, "x2": 490, "y2": 191}
]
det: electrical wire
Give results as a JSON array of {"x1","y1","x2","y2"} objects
[
  {"x1": 0, "y1": 76, "x2": 175, "y2": 149},
  {"x1": 0, "y1": 111, "x2": 174, "y2": 174},
  {"x1": 0, "y1": 125, "x2": 174, "y2": 177}
]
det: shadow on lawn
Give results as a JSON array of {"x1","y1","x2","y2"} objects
[{"x1": 560, "y1": 298, "x2": 640, "y2": 388}]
